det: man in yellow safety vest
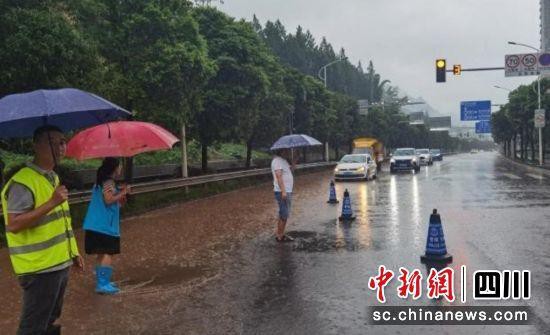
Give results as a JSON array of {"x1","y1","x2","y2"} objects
[{"x1": 1, "y1": 125, "x2": 83, "y2": 335}]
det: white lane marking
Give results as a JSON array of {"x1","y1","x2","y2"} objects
[
  {"x1": 526, "y1": 173, "x2": 545, "y2": 180},
  {"x1": 501, "y1": 173, "x2": 521, "y2": 180}
]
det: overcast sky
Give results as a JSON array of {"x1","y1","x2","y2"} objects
[{"x1": 217, "y1": 0, "x2": 542, "y2": 127}]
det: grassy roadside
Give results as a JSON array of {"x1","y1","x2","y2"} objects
[{"x1": 1, "y1": 142, "x2": 271, "y2": 174}]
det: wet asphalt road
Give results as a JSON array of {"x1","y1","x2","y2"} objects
[
  {"x1": 1, "y1": 152, "x2": 550, "y2": 334},
  {"x1": 165, "y1": 152, "x2": 550, "y2": 335}
]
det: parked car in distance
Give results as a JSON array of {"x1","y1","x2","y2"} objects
[
  {"x1": 430, "y1": 149, "x2": 443, "y2": 161},
  {"x1": 415, "y1": 148, "x2": 433, "y2": 165}
]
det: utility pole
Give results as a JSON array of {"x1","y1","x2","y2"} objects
[
  {"x1": 508, "y1": 41, "x2": 544, "y2": 165},
  {"x1": 318, "y1": 56, "x2": 347, "y2": 161}
]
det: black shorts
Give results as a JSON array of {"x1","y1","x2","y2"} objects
[{"x1": 84, "y1": 230, "x2": 120, "y2": 255}]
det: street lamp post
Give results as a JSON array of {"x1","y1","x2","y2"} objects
[
  {"x1": 493, "y1": 85, "x2": 512, "y2": 92},
  {"x1": 317, "y1": 56, "x2": 347, "y2": 161},
  {"x1": 508, "y1": 41, "x2": 543, "y2": 165},
  {"x1": 318, "y1": 56, "x2": 348, "y2": 88}
]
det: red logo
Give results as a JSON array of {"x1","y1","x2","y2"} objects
[
  {"x1": 427, "y1": 268, "x2": 455, "y2": 302},
  {"x1": 368, "y1": 265, "x2": 395, "y2": 303},
  {"x1": 397, "y1": 267, "x2": 423, "y2": 300}
]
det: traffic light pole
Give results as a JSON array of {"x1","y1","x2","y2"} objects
[
  {"x1": 443, "y1": 65, "x2": 542, "y2": 165},
  {"x1": 446, "y1": 67, "x2": 505, "y2": 72},
  {"x1": 537, "y1": 75, "x2": 543, "y2": 166}
]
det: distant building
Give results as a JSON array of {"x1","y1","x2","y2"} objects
[
  {"x1": 449, "y1": 126, "x2": 493, "y2": 141},
  {"x1": 400, "y1": 97, "x2": 442, "y2": 118},
  {"x1": 408, "y1": 112, "x2": 425, "y2": 125},
  {"x1": 428, "y1": 116, "x2": 451, "y2": 131},
  {"x1": 399, "y1": 97, "x2": 454, "y2": 128}
]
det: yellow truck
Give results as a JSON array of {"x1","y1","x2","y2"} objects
[{"x1": 352, "y1": 138, "x2": 385, "y2": 171}]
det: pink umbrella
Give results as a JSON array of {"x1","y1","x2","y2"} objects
[{"x1": 66, "y1": 121, "x2": 179, "y2": 160}]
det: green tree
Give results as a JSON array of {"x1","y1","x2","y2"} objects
[
  {"x1": 74, "y1": 0, "x2": 215, "y2": 176},
  {"x1": 0, "y1": 2, "x2": 100, "y2": 96},
  {"x1": 193, "y1": 7, "x2": 273, "y2": 170}
]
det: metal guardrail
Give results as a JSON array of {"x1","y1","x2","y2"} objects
[
  {"x1": 0, "y1": 162, "x2": 335, "y2": 219},
  {"x1": 0, "y1": 161, "x2": 335, "y2": 216},
  {"x1": 67, "y1": 161, "x2": 335, "y2": 205}
]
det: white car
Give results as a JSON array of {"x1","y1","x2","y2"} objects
[
  {"x1": 390, "y1": 148, "x2": 420, "y2": 173},
  {"x1": 334, "y1": 154, "x2": 377, "y2": 181},
  {"x1": 415, "y1": 149, "x2": 433, "y2": 166}
]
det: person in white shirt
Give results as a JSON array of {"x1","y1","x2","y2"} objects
[{"x1": 271, "y1": 148, "x2": 296, "y2": 242}]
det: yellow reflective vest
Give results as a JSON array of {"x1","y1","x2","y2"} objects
[{"x1": 1, "y1": 166, "x2": 79, "y2": 275}]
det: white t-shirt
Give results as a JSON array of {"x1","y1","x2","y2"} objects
[{"x1": 271, "y1": 156, "x2": 293, "y2": 192}]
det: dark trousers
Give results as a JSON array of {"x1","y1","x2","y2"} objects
[{"x1": 17, "y1": 267, "x2": 70, "y2": 335}]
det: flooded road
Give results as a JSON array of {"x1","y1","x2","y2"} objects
[{"x1": 1, "y1": 152, "x2": 549, "y2": 334}]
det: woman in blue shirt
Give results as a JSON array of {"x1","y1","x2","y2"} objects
[{"x1": 83, "y1": 157, "x2": 128, "y2": 294}]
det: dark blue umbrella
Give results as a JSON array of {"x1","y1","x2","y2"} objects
[
  {"x1": 0, "y1": 88, "x2": 131, "y2": 138},
  {"x1": 270, "y1": 134, "x2": 322, "y2": 150}
]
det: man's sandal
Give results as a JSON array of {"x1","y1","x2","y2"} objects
[{"x1": 275, "y1": 235, "x2": 294, "y2": 242}]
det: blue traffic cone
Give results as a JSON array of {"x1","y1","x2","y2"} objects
[
  {"x1": 338, "y1": 189, "x2": 356, "y2": 221},
  {"x1": 420, "y1": 209, "x2": 453, "y2": 263},
  {"x1": 327, "y1": 180, "x2": 339, "y2": 204}
]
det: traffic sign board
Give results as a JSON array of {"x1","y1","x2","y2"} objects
[
  {"x1": 460, "y1": 101, "x2": 491, "y2": 121},
  {"x1": 505, "y1": 53, "x2": 550, "y2": 77},
  {"x1": 475, "y1": 120, "x2": 492, "y2": 134},
  {"x1": 539, "y1": 53, "x2": 550, "y2": 75},
  {"x1": 522, "y1": 54, "x2": 537, "y2": 67},
  {"x1": 358, "y1": 99, "x2": 369, "y2": 115},
  {"x1": 535, "y1": 109, "x2": 546, "y2": 128},
  {"x1": 506, "y1": 55, "x2": 520, "y2": 68}
]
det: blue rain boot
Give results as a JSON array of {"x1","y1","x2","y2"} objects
[
  {"x1": 94, "y1": 265, "x2": 118, "y2": 288},
  {"x1": 95, "y1": 266, "x2": 120, "y2": 295}
]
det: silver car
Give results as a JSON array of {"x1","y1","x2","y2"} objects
[
  {"x1": 415, "y1": 148, "x2": 433, "y2": 166},
  {"x1": 390, "y1": 148, "x2": 420, "y2": 173}
]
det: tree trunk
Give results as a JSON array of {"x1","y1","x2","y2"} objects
[
  {"x1": 524, "y1": 127, "x2": 529, "y2": 160},
  {"x1": 545, "y1": 127, "x2": 548, "y2": 162},
  {"x1": 181, "y1": 124, "x2": 188, "y2": 178},
  {"x1": 520, "y1": 128, "x2": 525, "y2": 160},
  {"x1": 245, "y1": 141, "x2": 253, "y2": 169},
  {"x1": 201, "y1": 144, "x2": 208, "y2": 172},
  {"x1": 513, "y1": 134, "x2": 517, "y2": 159},
  {"x1": 530, "y1": 128, "x2": 536, "y2": 162}
]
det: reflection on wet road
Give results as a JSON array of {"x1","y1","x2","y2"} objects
[{"x1": 1, "y1": 152, "x2": 549, "y2": 334}]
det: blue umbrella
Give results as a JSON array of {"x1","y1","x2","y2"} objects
[
  {"x1": 0, "y1": 88, "x2": 131, "y2": 138},
  {"x1": 270, "y1": 134, "x2": 322, "y2": 150}
]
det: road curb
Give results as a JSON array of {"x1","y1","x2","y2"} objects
[{"x1": 501, "y1": 154, "x2": 550, "y2": 177}]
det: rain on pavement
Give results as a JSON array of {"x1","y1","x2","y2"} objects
[{"x1": 0, "y1": 152, "x2": 549, "y2": 334}]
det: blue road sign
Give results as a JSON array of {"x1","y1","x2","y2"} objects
[
  {"x1": 475, "y1": 120, "x2": 492, "y2": 134},
  {"x1": 460, "y1": 100, "x2": 491, "y2": 121}
]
